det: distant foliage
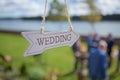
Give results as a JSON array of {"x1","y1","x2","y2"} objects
[
  {"x1": 47, "y1": 0, "x2": 67, "y2": 21},
  {"x1": 80, "y1": 0, "x2": 102, "y2": 23},
  {"x1": 80, "y1": 15, "x2": 102, "y2": 22}
]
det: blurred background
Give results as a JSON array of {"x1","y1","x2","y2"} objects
[{"x1": 0, "y1": 0, "x2": 120, "y2": 80}]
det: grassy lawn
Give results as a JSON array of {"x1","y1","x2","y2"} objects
[{"x1": 0, "y1": 33, "x2": 120, "y2": 80}]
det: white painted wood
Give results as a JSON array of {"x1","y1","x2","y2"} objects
[{"x1": 22, "y1": 31, "x2": 80, "y2": 57}]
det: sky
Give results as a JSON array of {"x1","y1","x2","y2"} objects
[{"x1": 0, "y1": 0, "x2": 120, "y2": 18}]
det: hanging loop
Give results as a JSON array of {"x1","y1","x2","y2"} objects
[{"x1": 40, "y1": 0, "x2": 74, "y2": 33}]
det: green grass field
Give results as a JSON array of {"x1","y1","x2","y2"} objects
[{"x1": 0, "y1": 33, "x2": 120, "y2": 80}]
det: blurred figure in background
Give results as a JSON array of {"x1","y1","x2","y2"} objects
[
  {"x1": 107, "y1": 34, "x2": 114, "y2": 68},
  {"x1": 87, "y1": 32, "x2": 94, "y2": 53},
  {"x1": 116, "y1": 40, "x2": 120, "y2": 72},
  {"x1": 72, "y1": 39, "x2": 81, "y2": 71},
  {"x1": 87, "y1": 32, "x2": 100, "y2": 54},
  {"x1": 0, "y1": 54, "x2": 12, "y2": 72},
  {"x1": 88, "y1": 40, "x2": 108, "y2": 80}
]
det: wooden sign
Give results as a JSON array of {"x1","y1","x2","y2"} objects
[{"x1": 22, "y1": 31, "x2": 80, "y2": 56}]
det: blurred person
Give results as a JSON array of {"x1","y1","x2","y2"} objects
[
  {"x1": 107, "y1": 34, "x2": 114, "y2": 68},
  {"x1": 88, "y1": 40, "x2": 108, "y2": 80},
  {"x1": 87, "y1": 32, "x2": 100, "y2": 54},
  {"x1": 0, "y1": 54, "x2": 12, "y2": 72},
  {"x1": 116, "y1": 41, "x2": 120, "y2": 72},
  {"x1": 87, "y1": 32, "x2": 94, "y2": 53},
  {"x1": 72, "y1": 39, "x2": 81, "y2": 70}
]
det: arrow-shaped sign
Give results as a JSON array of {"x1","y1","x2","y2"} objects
[{"x1": 22, "y1": 31, "x2": 80, "y2": 57}]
